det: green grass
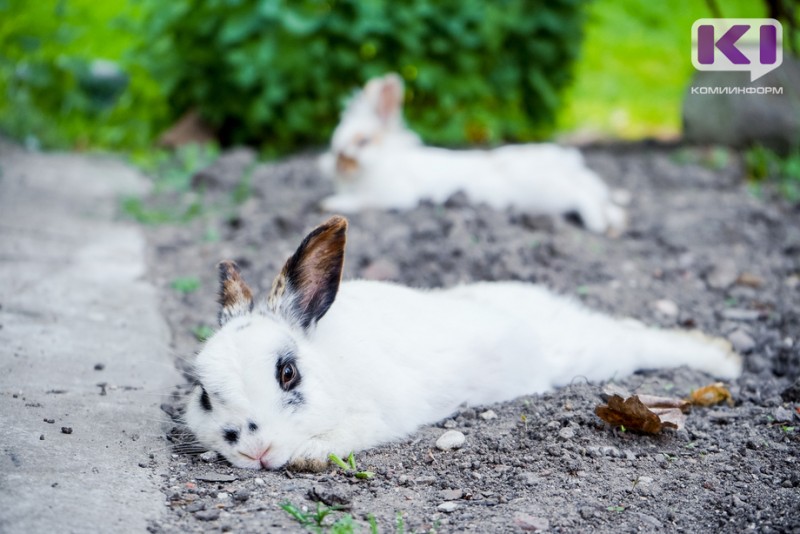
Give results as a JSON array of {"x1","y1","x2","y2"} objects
[
  {"x1": 746, "y1": 145, "x2": 800, "y2": 201},
  {"x1": 280, "y1": 501, "x2": 377, "y2": 534},
  {"x1": 557, "y1": 0, "x2": 766, "y2": 139}
]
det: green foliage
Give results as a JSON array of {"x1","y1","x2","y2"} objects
[
  {"x1": 279, "y1": 501, "x2": 360, "y2": 534},
  {"x1": 122, "y1": 143, "x2": 220, "y2": 224},
  {"x1": 192, "y1": 324, "x2": 215, "y2": 342},
  {"x1": 560, "y1": 0, "x2": 765, "y2": 138},
  {"x1": 0, "y1": 0, "x2": 167, "y2": 149},
  {"x1": 329, "y1": 452, "x2": 375, "y2": 480},
  {"x1": 745, "y1": 145, "x2": 800, "y2": 202},
  {"x1": 139, "y1": 0, "x2": 589, "y2": 151},
  {"x1": 170, "y1": 276, "x2": 201, "y2": 294}
]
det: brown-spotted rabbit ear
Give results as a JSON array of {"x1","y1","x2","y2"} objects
[
  {"x1": 267, "y1": 216, "x2": 347, "y2": 330},
  {"x1": 217, "y1": 260, "x2": 254, "y2": 326},
  {"x1": 363, "y1": 73, "x2": 404, "y2": 124}
]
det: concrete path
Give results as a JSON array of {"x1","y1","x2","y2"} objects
[{"x1": 0, "y1": 141, "x2": 179, "y2": 532}]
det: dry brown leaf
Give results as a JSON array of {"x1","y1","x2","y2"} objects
[
  {"x1": 636, "y1": 394, "x2": 691, "y2": 414},
  {"x1": 688, "y1": 382, "x2": 733, "y2": 407},
  {"x1": 595, "y1": 394, "x2": 685, "y2": 433}
]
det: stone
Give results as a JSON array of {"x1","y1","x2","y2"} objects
[
  {"x1": 193, "y1": 509, "x2": 220, "y2": 522},
  {"x1": 728, "y1": 329, "x2": 756, "y2": 353},
  {"x1": 360, "y1": 258, "x2": 400, "y2": 281},
  {"x1": 706, "y1": 261, "x2": 739, "y2": 290},
  {"x1": 437, "y1": 501, "x2": 458, "y2": 513},
  {"x1": 513, "y1": 512, "x2": 550, "y2": 531},
  {"x1": 653, "y1": 299, "x2": 679, "y2": 318},
  {"x1": 558, "y1": 427, "x2": 575, "y2": 440},
  {"x1": 479, "y1": 410, "x2": 498, "y2": 421},
  {"x1": 195, "y1": 473, "x2": 237, "y2": 483},
  {"x1": 439, "y1": 488, "x2": 463, "y2": 501},
  {"x1": 199, "y1": 451, "x2": 218, "y2": 463},
  {"x1": 721, "y1": 309, "x2": 762, "y2": 321},
  {"x1": 308, "y1": 485, "x2": 352, "y2": 508},
  {"x1": 436, "y1": 430, "x2": 466, "y2": 451}
]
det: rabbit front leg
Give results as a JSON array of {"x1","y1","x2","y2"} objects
[
  {"x1": 320, "y1": 193, "x2": 367, "y2": 213},
  {"x1": 287, "y1": 431, "x2": 363, "y2": 472}
]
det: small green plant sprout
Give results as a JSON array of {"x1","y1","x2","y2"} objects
[
  {"x1": 279, "y1": 501, "x2": 355, "y2": 533},
  {"x1": 619, "y1": 425, "x2": 626, "y2": 433},
  {"x1": 607, "y1": 505, "x2": 625, "y2": 513},
  {"x1": 782, "y1": 426, "x2": 796, "y2": 433},
  {"x1": 170, "y1": 276, "x2": 200, "y2": 294},
  {"x1": 192, "y1": 324, "x2": 214, "y2": 342},
  {"x1": 520, "y1": 413, "x2": 528, "y2": 431},
  {"x1": 328, "y1": 452, "x2": 375, "y2": 480}
]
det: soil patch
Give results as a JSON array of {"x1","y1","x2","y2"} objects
[{"x1": 144, "y1": 145, "x2": 800, "y2": 533}]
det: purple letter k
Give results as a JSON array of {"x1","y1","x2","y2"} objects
[{"x1": 698, "y1": 24, "x2": 750, "y2": 65}]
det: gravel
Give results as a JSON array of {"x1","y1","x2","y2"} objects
[{"x1": 141, "y1": 144, "x2": 800, "y2": 533}]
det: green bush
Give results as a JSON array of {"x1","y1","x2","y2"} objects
[
  {"x1": 0, "y1": 0, "x2": 166, "y2": 150},
  {"x1": 140, "y1": 0, "x2": 588, "y2": 151}
]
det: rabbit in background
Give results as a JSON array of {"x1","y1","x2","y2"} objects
[
  {"x1": 184, "y1": 217, "x2": 741, "y2": 471},
  {"x1": 319, "y1": 74, "x2": 629, "y2": 235}
]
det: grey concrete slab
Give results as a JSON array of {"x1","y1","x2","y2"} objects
[{"x1": 0, "y1": 141, "x2": 179, "y2": 533}]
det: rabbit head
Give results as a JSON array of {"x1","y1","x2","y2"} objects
[
  {"x1": 184, "y1": 217, "x2": 348, "y2": 469},
  {"x1": 321, "y1": 73, "x2": 420, "y2": 179}
]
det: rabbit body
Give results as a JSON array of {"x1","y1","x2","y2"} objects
[
  {"x1": 319, "y1": 74, "x2": 626, "y2": 234},
  {"x1": 185, "y1": 222, "x2": 741, "y2": 470}
]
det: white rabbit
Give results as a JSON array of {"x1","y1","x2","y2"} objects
[
  {"x1": 184, "y1": 216, "x2": 741, "y2": 471},
  {"x1": 319, "y1": 74, "x2": 627, "y2": 235}
]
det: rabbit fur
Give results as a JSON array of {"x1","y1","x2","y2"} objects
[
  {"x1": 319, "y1": 73, "x2": 628, "y2": 234},
  {"x1": 184, "y1": 216, "x2": 742, "y2": 471}
]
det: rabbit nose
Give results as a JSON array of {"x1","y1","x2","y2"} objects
[
  {"x1": 258, "y1": 446, "x2": 272, "y2": 469},
  {"x1": 336, "y1": 153, "x2": 359, "y2": 174}
]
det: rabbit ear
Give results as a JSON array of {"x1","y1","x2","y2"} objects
[
  {"x1": 363, "y1": 73, "x2": 404, "y2": 123},
  {"x1": 267, "y1": 216, "x2": 348, "y2": 330},
  {"x1": 217, "y1": 260, "x2": 254, "y2": 326}
]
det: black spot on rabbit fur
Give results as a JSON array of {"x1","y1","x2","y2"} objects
[
  {"x1": 223, "y1": 428, "x2": 239, "y2": 444},
  {"x1": 200, "y1": 388, "x2": 212, "y2": 412}
]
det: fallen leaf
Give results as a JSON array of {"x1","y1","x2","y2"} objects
[
  {"x1": 688, "y1": 383, "x2": 733, "y2": 407},
  {"x1": 595, "y1": 394, "x2": 685, "y2": 433},
  {"x1": 636, "y1": 394, "x2": 691, "y2": 413},
  {"x1": 736, "y1": 272, "x2": 764, "y2": 288}
]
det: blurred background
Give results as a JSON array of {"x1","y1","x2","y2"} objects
[{"x1": 0, "y1": 0, "x2": 797, "y2": 180}]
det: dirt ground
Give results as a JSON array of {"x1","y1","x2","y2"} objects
[{"x1": 144, "y1": 144, "x2": 800, "y2": 533}]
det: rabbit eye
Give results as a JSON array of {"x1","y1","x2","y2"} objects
[{"x1": 276, "y1": 356, "x2": 301, "y2": 392}]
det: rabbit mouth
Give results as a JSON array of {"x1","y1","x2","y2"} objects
[{"x1": 335, "y1": 154, "x2": 359, "y2": 176}]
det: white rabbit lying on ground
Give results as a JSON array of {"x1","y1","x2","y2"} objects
[
  {"x1": 184, "y1": 217, "x2": 741, "y2": 470},
  {"x1": 319, "y1": 74, "x2": 627, "y2": 234}
]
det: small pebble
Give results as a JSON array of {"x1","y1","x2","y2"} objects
[
  {"x1": 43, "y1": 418, "x2": 54, "y2": 424},
  {"x1": 194, "y1": 509, "x2": 220, "y2": 521},
  {"x1": 437, "y1": 501, "x2": 458, "y2": 513},
  {"x1": 185, "y1": 501, "x2": 205, "y2": 513},
  {"x1": 253, "y1": 478, "x2": 265, "y2": 486},
  {"x1": 558, "y1": 427, "x2": 575, "y2": 440},
  {"x1": 707, "y1": 262, "x2": 738, "y2": 290},
  {"x1": 728, "y1": 329, "x2": 756, "y2": 353},
  {"x1": 513, "y1": 513, "x2": 549, "y2": 532},
  {"x1": 479, "y1": 410, "x2": 498, "y2": 421},
  {"x1": 94, "y1": 363, "x2": 105, "y2": 371},
  {"x1": 439, "y1": 488, "x2": 463, "y2": 500},
  {"x1": 436, "y1": 430, "x2": 466, "y2": 451},
  {"x1": 199, "y1": 451, "x2": 218, "y2": 463},
  {"x1": 61, "y1": 427, "x2": 72, "y2": 435},
  {"x1": 653, "y1": 299, "x2": 679, "y2": 317},
  {"x1": 39, "y1": 434, "x2": 45, "y2": 440}
]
